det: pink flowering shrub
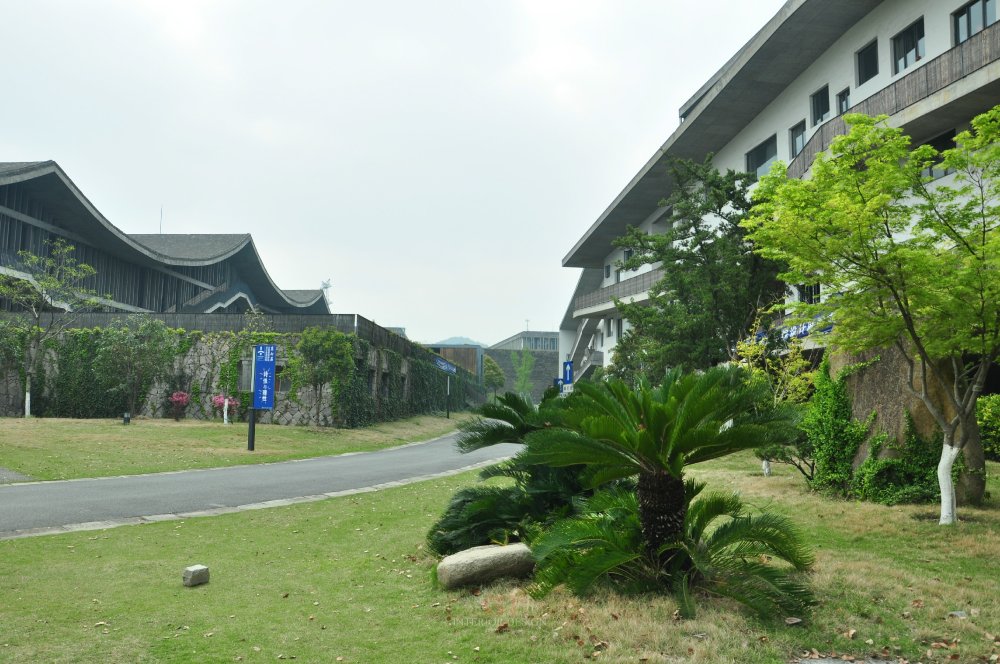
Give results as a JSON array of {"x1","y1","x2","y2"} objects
[
  {"x1": 168, "y1": 391, "x2": 190, "y2": 420},
  {"x1": 212, "y1": 394, "x2": 240, "y2": 418}
]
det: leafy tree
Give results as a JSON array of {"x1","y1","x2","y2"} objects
[
  {"x1": 745, "y1": 108, "x2": 1000, "y2": 523},
  {"x1": 0, "y1": 319, "x2": 23, "y2": 374},
  {"x1": 613, "y1": 155, "x2": 785, "y2": 376},
  {"x1": 94, "y1": 314, "x2": 178, "y2": 417},
  {"x1": 0, "y1": 239, "x2": 99, "y2": 416},
  {"x1": 521, "y1": 366, "x2": 800, "y2": 556},
  {"x1": 295, "y1": 327, "x2": 355, "y2": 425},
  {"x1": 735, "y1": 321, "x2": 816, "y2": 479},
  {"x1": 482, "y1": 354, "x2": 506, "y2": 397},
  {"x1": 531, "y1": 483, "x2": 814, "y2": 618},
  {"x1": 512, "y1": 346, "x2": 535, "y2": 398}
]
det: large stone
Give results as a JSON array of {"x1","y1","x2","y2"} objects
[
  {"x1": 436, "y1": 543, "x2": 534, "y2": 590},
  {"x1": 183, "y1": 564, "x2": 210, "y2": 587}
]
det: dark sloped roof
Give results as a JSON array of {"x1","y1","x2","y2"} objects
[
  {"x1": 0, "y1": 162, "x2": 50, "y2": 177},
  {"x1": 0, "y1": 161, "x2": 330, "y2": 314},
  {"x1": 131, "y1": 234, "x2": 250, "y2": 261}
]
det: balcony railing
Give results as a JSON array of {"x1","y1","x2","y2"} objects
[
  {"x1": 573, "y1": 267, "x2": 664, "y2": 312},
  {"x1": 788, "y1": 20, "x2": 1000, "y2": 179}
]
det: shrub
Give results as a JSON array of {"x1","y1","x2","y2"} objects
[
  {"x1": 211, "y1": 394, "x2": 240, "y2": 418},
  {"x1": 802, "y1": 356, "x2": 871, "y2": 494},
  {"x1": 168, "y1": 391, "x2": 190, "y2": 420},
  {"x1": 978, "y1": 394, "x2": 1000, "y2": 462}
]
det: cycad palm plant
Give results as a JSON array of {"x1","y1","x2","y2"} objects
[
  {"x1": 523, "y1": 365, "x2": 800, "y2": 555},
  {"x1": 427, "y1": 389, "x2": 586, "y2": 555},
  {"x1": 530, "y1": 483, "x2": 815, "y2": 618}
]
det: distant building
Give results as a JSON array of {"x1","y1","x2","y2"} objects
[
  {"x1": 1, "y1": 161, "x2": 328, "y2": 315},
  {"x1": 490, "y1": 330, "x2": 559, "y2": 352},
  {"x1": 484, "y1": 330, "x2": 559, "y2": 403},
  {"x1": 425, "y1": 342, "x2": 483, "y2": 377}
]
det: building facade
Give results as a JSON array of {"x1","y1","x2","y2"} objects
[
  {"x1": 1, "y1": 161, "x2": 328, "y2": 315},
  {"x1": 560, "y1": 0, "x2": 1000, "y2": 377}
]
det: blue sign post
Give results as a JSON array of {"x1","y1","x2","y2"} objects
[
  {"x1": 248, "y1": 344, "x2": 277, "y2": 451},
  {"x1": 562, "y1": 361, "x2": 573, "y2": 385},
  {"x1": 433, "y1": 357, "x2": 457, "y2": 418}
]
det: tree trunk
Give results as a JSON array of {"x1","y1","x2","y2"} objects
[
  {"x1": 938, "y1": 442, "x2": 962, "y2": 525},
  {"x1": 637, "y1": 470, "x2": 687, "y2": 557},
  {"x1": 761, "y1": 459, "x2": 772, "y2": 477},
  {"x1": 23, "y1": 371, "x2": 33, "y2": 418}
]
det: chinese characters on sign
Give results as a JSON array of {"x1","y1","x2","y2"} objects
[{"x1": 253, "y1": 344, "x2": 277, "y2": 410}]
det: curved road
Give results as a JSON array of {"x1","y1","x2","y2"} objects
[{"x1": 0, "y1": 434, "x2": 519, "y2": 540}]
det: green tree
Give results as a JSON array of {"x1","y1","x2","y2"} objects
[
  {"x1": 745, "y1": 108, "x2": 1000, "y2": 523},
  {"x1": 94, "y1": 314, "x2": 178, "y2": 417},
  {"x1": 521, "y1": 366, "x2": 800, "y2": 555},
  {"x1": 0, "y1": 239, "x2": 99, "y2": 417},
  {"x1": 295, "y1": 327, "x2": 355, "y2": 425},
  {"x1": 482, "y1": 354, "x2": 506, "y2": 397},
  {"x1": 512, "y1": 346, "x2": 535, "y2": 398},
  {"x1": 613, "y1": 155, "x2": 785, "y2": 376}
]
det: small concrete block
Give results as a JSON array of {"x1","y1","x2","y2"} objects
[{"x1": 183, "y1": 564, "x2": 210, "y2": 587}]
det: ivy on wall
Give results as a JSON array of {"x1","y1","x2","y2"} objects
[{"x1": 9, "y1": 324, "x2": 483, "y2": 427}]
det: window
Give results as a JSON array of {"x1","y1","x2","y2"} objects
[
  {"x1": 954, "y1": 0, "x2": 997, "y2": 44},
  {"x1": 789, "y1": 121, "x2": 806, "y2": 159},
  {"x1": 623, "y1": 248, "x2": 634, "y2": 264},
  {"x1": 615, "y1": 269, "x2": 622, "y2": 284},
  {"x1": 607, "y1": 318, "x2": 614, "y2": 337},
  {"x1": 856, "y1": 40, "x2": 879, "y2": 85},
  {"x1": 604, "y1": 264, "x2": 611, "y2": 279},
  {"x1": 797, "y1": 283, "x2": 821, "y2": 305},
  {"x1": 837, "y1": 88, "x2": 850, "y2": 115},
  {"x1": 811, "y1": 86, "x2": 830, "y2": 126},
  {"x1": 892, "y1": 19, "x2": 925, "y2": 74},
  {"x1": 746, "y1": 134, "x2": 777, "y2": 178},
  {"x1": 616, "y1": 318, "x2": 623, "y2": 338}
]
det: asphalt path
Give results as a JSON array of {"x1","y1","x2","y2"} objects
[{"x1": 0, "y1": 433, "x2": 519, "y2": 539}]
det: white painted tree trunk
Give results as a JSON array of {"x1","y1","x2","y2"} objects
[
  {"x1": 24, "y1": 388, "x2": 31, "y2": 418},
  {"x1": 223, "y1": 398, "x2": 229, "y2": 425},
  {"x1": 761, "y1": 459, "x2": 772, "y2": 477},
  {"x1": 937, "y1": 444, "x2": 962, "y2": 525}
]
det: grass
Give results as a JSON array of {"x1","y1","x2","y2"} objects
[
  {"x1": 0, "y1": 450, "x2": 997, "y2": 663},
  {"x1": 0, "y1": 413, "x2": 472, "y2": 480}
]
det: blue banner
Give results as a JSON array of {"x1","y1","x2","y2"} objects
[{"x1": 253, "y1": 344, "x2": 277, "y2": 409}]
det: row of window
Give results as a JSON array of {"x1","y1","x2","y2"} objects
[
  {"x1": 604, "y1": 248, "x2": 634, "y2": 283},
  {"x1": 746, "y1": 1, "x2": 996, "y2": 177}
]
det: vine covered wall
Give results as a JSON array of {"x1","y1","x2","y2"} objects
[{"x1": 0, "y1": 324, "x2": 483, "y2": 426}]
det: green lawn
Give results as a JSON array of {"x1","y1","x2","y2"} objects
[
  {"x1": 0, "y1": 414, "x2": 472, "y2": 481},
  {"x1": 0, "y1": 450, "x2": 997, "y2": 663}
]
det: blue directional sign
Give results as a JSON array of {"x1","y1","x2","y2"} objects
[
  {"x1": 252, "y1": 344, "x2": 277, "y2": 409},
  {"x1": 434, "y1": 357, "x2": 457, "y2": 375},
  {"x1": 563, "y1": 361, "x2": 574, "y2": 385}
]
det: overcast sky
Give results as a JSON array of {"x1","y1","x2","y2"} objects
[{"x1": 1, "y1": 0, "x2": 785, "y2": 345}]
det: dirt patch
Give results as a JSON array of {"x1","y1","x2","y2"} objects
[{"x1": 0, "y1": 467, "x2": 32, "y2": 484}]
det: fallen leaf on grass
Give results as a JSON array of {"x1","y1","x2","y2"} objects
[
  {"x1": 843, "y1": 629, "x2": 857, "y2": 640},
  {"x1": 911, "y1": 599, "x2": 924, "y2": 608},
  {"x1": 785, "y1": 617, "x2": 803, "y2": 626},
  {"x1": 495, "y1": 622, "x2": 509, "y2": 634}
]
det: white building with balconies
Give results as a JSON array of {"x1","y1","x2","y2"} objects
[{"x1": 560, "y1": 0, "x2": 1000, "y2": 379}]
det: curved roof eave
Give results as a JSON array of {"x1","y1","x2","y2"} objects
[
  {"x1": 562, "y1": 0, "x2": 883, "y2": 269},
  {"x1": 0, "y1": 161, "x2": 253, "y2": 268},
  {"x1": 1, "y1": 161, "x2": 329, "y2": 313},
  {"x1": 229, "y1": 237, "x2": 330, "y2": 313}
]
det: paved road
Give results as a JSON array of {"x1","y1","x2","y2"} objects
[{"x1": 0, "y1": 434, "x2": 519, "y2": 539}]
